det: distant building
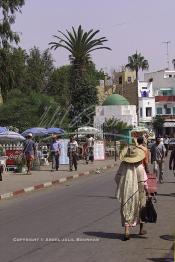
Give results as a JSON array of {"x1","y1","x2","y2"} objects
[
  {"x1": 144, "y1": 69, "x2": 175, "y2": 135},
  {"x1": 112, "y1": 69, "x2": 138, "y2": 108},
  {"x1": 138, "y1": 81, "x2": 155, "y2": 128},
  {"x1": 113, "y1": 69, "x2": 136, "y2": 86},
  {"x1": 94, "y1": 94, "x2": 137, "y2": 129}
]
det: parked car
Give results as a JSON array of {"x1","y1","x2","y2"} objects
[{"x1": 168, "y1": 138, "x2": 175, "y2": 150}]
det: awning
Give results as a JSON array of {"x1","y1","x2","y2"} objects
[
  {"x1": 160, "y1": 88, "x2": 173, "y2": 91},
  {"x1": 163, "y1": 122, "x2": 175, "y2": 127}
]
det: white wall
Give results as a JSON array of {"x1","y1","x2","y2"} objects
[
  {"x1": 94, "y1": 105, "x2": 137, "y2": 127},
  {"x1": 139, "y1": 97, "x2": 155, "y2": 123},
  {"x1": 144, "y1": 70, "x2": 175, "y2": 95},
  {"x1": 138, "y1": 81, "x2": 153, "y2": 97}
]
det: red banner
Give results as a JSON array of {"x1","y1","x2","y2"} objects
[{"x1": 6, "y1": 150, "x2": 23, "y2": 166}]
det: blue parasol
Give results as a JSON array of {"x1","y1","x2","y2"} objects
[
  {"x1": 0, "y1": 127, "x2": 8, "y2": 133},
  {"x1": 21, "y1": 127, "x2": 48, "y2": 137},
  {"x1": 47, "y1": 127, "x2": 65, "y2": 134}
]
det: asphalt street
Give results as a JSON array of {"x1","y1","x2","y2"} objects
[{"x1": 0, "y1": 161, "x2": 174, "y2": 262}]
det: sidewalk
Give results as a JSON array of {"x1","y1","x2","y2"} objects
[{"x1": 0, "y1": 158, "x2": 118, "y2": 200}]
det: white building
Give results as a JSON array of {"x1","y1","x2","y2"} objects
[
  {"x1": 138, "y1": 81, "x2": 155, "y2": 127},
  {"x1": 144, "y1": 69, "x2": 175, "y2": 135},
  {"x1": 94, "y1": 94, "x2": 137, "y2": 128},
  {"x1": 144, "y1": 69, "x2": 175, "y2": 96}
]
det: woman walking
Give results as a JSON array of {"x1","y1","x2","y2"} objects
[{"x1": 115, "y1": 145, "x2": 149, "y2": 241}]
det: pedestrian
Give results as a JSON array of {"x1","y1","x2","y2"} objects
[
  {"x1": 150, "y1": 137, "x2": 166, "y2": 183},
  {"x1": 23, "y1": 133, "x2": 36, "y2": 175},
  {"x1": 115, "y1": 145, "x2": 149, "y2": 241},
  {"x1": 50, "y1": 135, "x2": 61, "y2": 171},
  {"x1": 169, "y1": 145, "x2": 175, "y2": 177},
  {"x1": 137, "y1": 136, "x2": 149, "y2": 173},
  {"x1": 67, "y1": 136, "x2": 78, "y2": 171},
  {"x1": 164, "y1": 135, "x2": 170, "y2": 157},
  {"x1": 85, "y1": 134, "x2": 95, "y2": 164}
]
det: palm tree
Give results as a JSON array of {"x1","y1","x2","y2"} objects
[
  {"x1": 49, "y1": 25, "x2": 111, "y2": 74},
  {"x1": 125, "y1": 52, "x2": 149, "y2": 80}
]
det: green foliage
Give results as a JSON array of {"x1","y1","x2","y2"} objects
[
  {"x1": 0, "y1": 89, "x2": 58, "y2": 131},
  {"x1": 103, "y1": 117, "x2": 132, "y2": 140},
  {"x1": 49, "y1": 25, "x2": 111, "y2": 71},
  {"x1": 0, "y1": 47, "x2": 27, "y2": 100},
  {"x1": 125, "y1": 51, "x2": 149, "y2": 80},
  {"x1": 25, "y1": 47, "x2": 55, "y2": 93},
  {"x1": 152, "y1": 115, "x2": 165, "y2": 136},
  {"x1": 49, "y1": 25, "x2": 110, "y2": 126},
  {"x1": 47, "y1": 65, "x2": 71, "y2": 106},
  {"x1": 0, "y1": 0, "x2": 25, "y2": 48}
]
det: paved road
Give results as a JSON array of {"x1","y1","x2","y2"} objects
[{"x1": 0, "y1": 162, "x2": 174, "y2": 262}]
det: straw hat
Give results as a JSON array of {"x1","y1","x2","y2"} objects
[{"x1": 120, "y1": 145, "x2": 145, "y2": 163}]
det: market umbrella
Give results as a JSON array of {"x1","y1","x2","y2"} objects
[
  {"x1": 21, "y1": 127, "x2": 48, "y2": 137},
  {"x1": 77, "y1": 126, "x2": 100, "y2": 134},
  {"x1": 0, "y1": 131, "x2": 25, "y2": 143},
  {"x1": 0, "y1": 127, "x2": 8, "y2": 133},
  {"x1": 47, "y1": 127, "x2": 65, "y2": 134}
]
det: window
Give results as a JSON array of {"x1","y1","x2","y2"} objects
[
  {"x1": 157, "y1": 107, "x2": 162, "y2": 115},
  {"x1": 140, "y1": 107, "x2": 143, "y2": 117},
  {"x1": 146, "y1": 107, "x2": 152, "y2": 117},
  {"x1": 169, "y1": 75, "x2": 172, "y2": 78},
  {"x1": 127, "y1": 77, "x2": 131, "y2": 83},
  {"x1": 165, "y1": 108, "x2": 171, "y2": 115},
  {"x1": 173, "y1": 107, "x2": 175, "y2": 115},
  {"x1": 119, "y1": 76, "x2": 122, "y2": 84}
]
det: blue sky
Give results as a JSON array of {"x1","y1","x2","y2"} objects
[{"x1": 13, "y1": 0, "x2": 175, "y2": 78}]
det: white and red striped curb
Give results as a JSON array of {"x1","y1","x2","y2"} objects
[{"x1": 0, "y1": 163, "x2": 117, "y2": 201}]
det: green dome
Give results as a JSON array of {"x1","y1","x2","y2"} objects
[{"x1": 102, "y1": 94, "x2": 129, "y2": 106}]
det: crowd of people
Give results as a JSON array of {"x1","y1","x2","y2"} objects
[
  {"x1": 115, "y1": 135, "x2": 174, "y2": 241},
  {"x1": 22, "y1": 133, "x2": 96, "y2": 175}
]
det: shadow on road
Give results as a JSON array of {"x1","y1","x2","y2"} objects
[
  {"x1": 75, "y1": 194, "x2": 116, "y2": 199},
  {"x1": 83, "y1": 231, "x2": 148, "y2": 241},
  {"x1": 160, "y1": 235, "x2": 174, "y2": 241},
  {"x1": 147, "y1": 258, "x2": 173, "y2": 262},
  {"x1": 157, "y1": 193, "x2": 175, "y2": 197}
]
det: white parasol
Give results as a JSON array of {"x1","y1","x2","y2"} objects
[{"x1": 0, "y1": 131, "x2": 25, "y2": 143}]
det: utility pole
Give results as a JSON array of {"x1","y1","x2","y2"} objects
[{"x1": 162, "y1": 41, "x2": 171, "y2": 69}]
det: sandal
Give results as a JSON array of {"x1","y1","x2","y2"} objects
[{"x1": 123, "y1": 234, "x2": 130, "y2": 241}]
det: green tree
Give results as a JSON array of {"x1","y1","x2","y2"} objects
[
  {"x1": 49, "y1": 25, "x2": 111, "y2": 75},
  {"x1": 0, "y1": 0, "x2": 25, "y2": 48},
  {"x1": 25, "y1": 47, "x2": 55, "y2": 93},
  {"x1": 0, "y1": 0, "x2": 25, "y2": 100},
  {"x1": 152, "y1": 115, "x2": 165, "y2": 136},
  {"x1": 0, "y1": 89, "x2": 58, "y2": 131},
  {"x1": 103, "y1": 117, "x2": 132, "y2": 140},
  {"x1": 49, "y1": 25, "x2": 111, "y2": 125},
  {"x1": 47, "y1": 65, "x2": 71, "y2": 106},
  {"x1": 0, "y1": 47, "x2": 27, "y2": 100},
  {"x1": 125, "y1": 52, "x2": 149, "y2": 80}
]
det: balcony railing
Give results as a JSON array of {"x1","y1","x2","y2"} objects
[
  {"x1": 160, "y1": 115, "x2": 175, "y2": 120},
  {"x1": 155, "y1": 96, "x2": 175, "y2": 102}
]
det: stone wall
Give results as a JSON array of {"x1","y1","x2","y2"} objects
[{"x1": 114, "y1": 81, "x2": 138, "y2": 107}]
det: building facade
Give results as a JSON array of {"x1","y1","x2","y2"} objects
[
  {"x1": 94, "y1": 94, "x2": 137, "y2": 129},
  {"x1": 138, "y1": 81, "x2": 155, "y2": 128},
  {"x1": 144, "y1": 69, "x2": 175, "y2": 135}
]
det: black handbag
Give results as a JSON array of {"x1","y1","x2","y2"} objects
[{"x1": 140, "y1": 198, "x2": 157, "y2": 223}]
